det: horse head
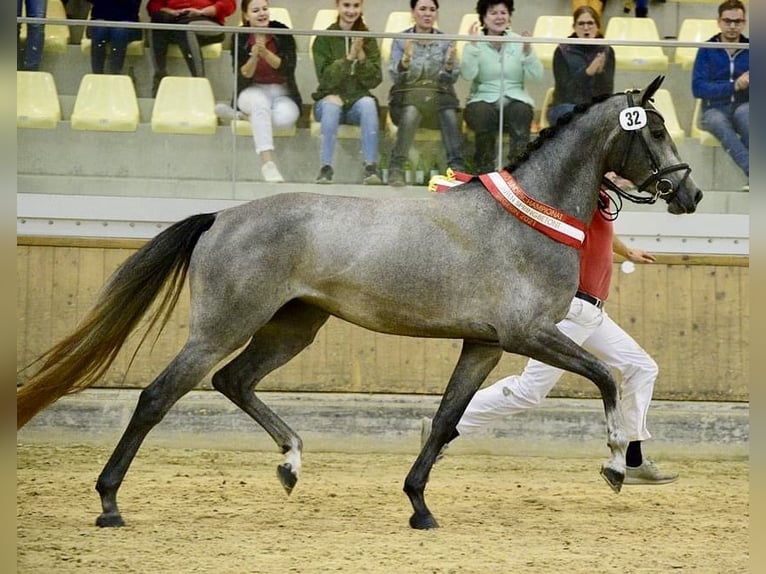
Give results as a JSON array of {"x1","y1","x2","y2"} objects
[{"x1": 605, "y1": 76, "x2": 703, "y2": 214}]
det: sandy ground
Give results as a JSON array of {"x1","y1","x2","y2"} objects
[{"x1": 17, "y1": 442, "x2": 748, "y2": 573}]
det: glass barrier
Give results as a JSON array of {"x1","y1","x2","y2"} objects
[{"x1": 17, "y1": 6, "x2": 749, "y2": 212}]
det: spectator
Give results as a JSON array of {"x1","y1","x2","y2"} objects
[
  {"x1": 623, "y1": 1, "x2": 649, "y2": 18},
  {"x1": 548, "y1": 5, "x2": 614, "y2": 126},
  {"x1": 460, "y1": 0, "x2": 543, "y2": 174},
  {"x1": 692, "y1": 0, "x2": 749, "y2": 180},
  {"x1": 17, "y1": 0, "x2": 47, "y2": 71},
  {"x1": 311, "y1": 0, "x2": 383, "y2": 185},
  {"x1": 386, "y1": 0, "x2": 464, "y2": 187},
  {"x1": 147, "y1": 0, "x2": 237, "y2": 97},
  {"x1": 215, "y1": 0, "x2": 301, "y2": 183},
  {"x1": 86, "y1": 0, "x2": 143, "y2": 75}
]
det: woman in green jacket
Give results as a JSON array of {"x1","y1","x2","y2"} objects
[{"x1": 311, "y1": 0, "x2": 383, "y2": 184}]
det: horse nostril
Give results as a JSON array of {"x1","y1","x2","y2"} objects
[{"x1": 694, "y1": 189, "x2": 703, "y2": 204}]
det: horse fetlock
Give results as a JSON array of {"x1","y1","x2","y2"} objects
[
  {"x1": 409, "y1": 512, "x2": 439, "y2": 530},
  {"x1": 96, "y1": 511, "x2": 125, "y2": 528}
]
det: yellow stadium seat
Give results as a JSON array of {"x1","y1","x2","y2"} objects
[
  {"x1": 268, "y1": 7, "x2": 292, "y2": 28},
  {"x1": 309, "y1": 9, "x2": 339, "y2": 57},
  {"x1": 81, "y1": 35, "x2": 145, "y2": 57},
  {"x1": 168, "y1": 42, "x2": 223, "y2": 60},
  {"x1": 18, "y1": 0, "x2": 70, "y2": 53},
  {"x1": 17, "y1": 71, "x2": 61, "y2": 129},
  {"x1": 605, "y1": 17, "x2": 668, "y2": 71},
  {"x1": 456, "y1": 13, "x2": 480, "y2": 61},
  {"x1": 70, "y1": 74, "x2": 140, "y2": 132},
  {"x1": 381, "y1": 11, "x2": 424, "y2": 64},
  {"x1": 538, "y1": 87, "x2": 554, "y2": 129},
  {"x1": 650, "y1": 89, "x2": 685, "y2": 144},
  {"x1": 151, "y1": 76, "x2": 217, "y2": 135},
  {"x1": 310, "y1": 108, "x2": 361, "y2": 139},
  {"x1": 690, "y1": 99, "x2": 720, "y2": 147},
  {"x1": 532, "y1": 15, "x2": 572, "y2": 69},
  {"x1": 232, "y1": 119, "x2": 296, "y2": 138},
  {"x1": 674, "y1": 19, "x2": 718, "y2": 71}
]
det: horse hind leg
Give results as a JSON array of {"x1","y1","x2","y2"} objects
[
  {"x1": 95, "y1": 340, "x2": 234, "y2": 527},
  {"x1": 211, "y1": 300, "x2": 330, "y2": 495}
]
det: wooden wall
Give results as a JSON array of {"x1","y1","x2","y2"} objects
[{"x1": 17, "y1": 237, "x2": 749, "y2": 402}]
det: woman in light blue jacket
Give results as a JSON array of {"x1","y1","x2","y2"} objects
[{"x1": 460, "y1": 0, "x2": 543, "y2": 173}]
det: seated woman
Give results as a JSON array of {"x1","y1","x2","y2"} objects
[
  {"x1": 386, "y1": 0, "x2": 464, "y2": 187},
  {"x1": 548, "y1": 4, "x2": 614, "y2": 126},
  {"x1": 460, "y1": 0, "x2": 543, "y2": 174},
  {"x1": 146, "y1": 0, "x2": 236, "y2": 96},
  {"x1": 86, "y1": 0, "x2": 143, "y2": 75},
  {"x1": 217, "y1": 0, "x2": 301, "y2": 183},
  {"x1": 311, "y1": 0, "x2": 382, "y2": 185}
]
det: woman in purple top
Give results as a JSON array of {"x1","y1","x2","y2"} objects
[{"x1": 87, "y1": 0, "x2": 143, "y2": 74}]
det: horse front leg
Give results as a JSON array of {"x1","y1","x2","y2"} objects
[
  {"x1": 96, "y1": 344, "x2": 224, "y2": 527},
  {"x1": 404, "y1": 340, "x2": 503, "y2": 529},
  {"x1": 212, "y1": 302, "x2": 330, "y2": 495},
  {"x1": 518, "y1": 326, "x2": 628, "y2": 493}
]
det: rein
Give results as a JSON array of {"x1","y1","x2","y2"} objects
[{"x1": 600, "y1": 89, "x2": 691, "y2": 206}]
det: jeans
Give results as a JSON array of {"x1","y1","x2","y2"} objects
[
  {"x1": 314, "y1": 96, "x2": 379, "y2": 166},
  {"x1": 457, "y1": 297, "x2": 657, "y2": 442},
  {"x1": 150, "y1": 14, "x2": 223, "y2": 80},
  {"x1": 237, "y1": 84, "x2": 300, "y2": 154},
  {"x1": 18, "y1": 0, "x2": 47, "y2": 71},
  {"x1": 88, "y1": 25, "x2": 143, "y2": 74},
  {"x1": 390, "y1": 105, "x2": 465, "y2": 171},
  {"x1": 547, "y1": 103, "x2": 576, "y2": 127},
  {"x1": 464, "y1": 98, "x2": 533, "y2": 173},
  {"x1": 701, "y1": 102, "x2": 749, "y2": 177}
]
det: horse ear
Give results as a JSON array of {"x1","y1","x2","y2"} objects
[{"x1": 641, "y1": 75, "x2": 665, "y2": 105}]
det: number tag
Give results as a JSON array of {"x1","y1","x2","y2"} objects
[{"x1": 619, "y1": 106, "x2": 647, "y2": 131}]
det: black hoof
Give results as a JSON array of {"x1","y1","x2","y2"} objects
[
  {"x1": 600, "y1": 466, "x2": 624, "y2": 494},
  {"x1": 409, "y1": 513, "x2": 439, "y2": 530},
  {"x1": 277, "y1": 463, "x2": 298, "y2": 495},
  {"x1": 96, "y1": 512, "x2": 125, "y2": 528}
]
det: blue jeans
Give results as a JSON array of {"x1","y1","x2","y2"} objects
[
  {"x1": 314, "y1": 96, "x2": 379, "y2": 166},
  {"x1": 88, "y1": 25, "x2": 143, "y2": 74},
  {"x1": 17, "y1": 0, "x2": 47, "y2": 71},
  {"x1": 390, "y1": 105, "x2": 465, "y2": 171},
  {"x1": 547, "y1": 103, "x2": 576, "y2": 127},
  {"x1": 701, "y1": 102, "x2": 749, "y2": 177}
]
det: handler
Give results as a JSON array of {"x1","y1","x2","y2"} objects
[{"x1": 425, "y1": 192, "x2": 678, "y2": 485}]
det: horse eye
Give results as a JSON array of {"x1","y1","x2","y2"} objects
[{"x1": 651, "y1": 129, "x2": 665, "y2": 140}]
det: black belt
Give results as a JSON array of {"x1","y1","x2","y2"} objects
[{"x1": 575, "y1": 290, "x2": 604, "y2": 310}]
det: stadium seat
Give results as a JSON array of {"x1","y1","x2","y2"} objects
[
  {"x1": 538, "y1": 87, "x2": 554, "y2": 130},
  {"x1": 455, "y1": 13, "x2": 480, "y2": 61},
  {"x1": 17, "y1": 71, "x2": 61, "y2": 129},
  {"x1": 18, "y1": 0, "x2": 70, "y2": 54},
  {"x1": 70, "y1": 74, "x2": 140, "y2": 132},
  {"x1": 167, "y1": 42, "x2": 223, "y2": 60},
  {"x1": 308, "y1": 9, "x2": 360, "y2": 139},
  {"x1": 381, "y1": 11, "x2": 424, "y2": 64},
  {"x1": 532, "y1": 15, "x2": 572, "y2": 69},
  {"x1": 604, "y1": 17, "x2": 668, "y2": 71},
  {"x1": 308, "y1": 9, "x2": 339, "y2": 56},
  {"x1": 650, "y1": 89, "x2": 685, "y2": 144},
  {"x1": 690, "y1": 99, "x2": 720, "y2": 147},
  {"x1": 674, "y1": 19, "x2": 718, "y2": 71},
  {"x1": 81, "y1": 35, "x2": 145, "y2": 57},
  {"x1": 151, "y1": 76, "x2": 217, "y2": 135},
  {"x1": 268, "y1": 7, "x2": 292, "y2": 28}
]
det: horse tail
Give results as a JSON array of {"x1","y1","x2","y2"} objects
[{"x1": 17, "y1": 212, "x2": 217, "y2": 429}]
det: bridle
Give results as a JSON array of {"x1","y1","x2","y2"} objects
[{"x1": 601, "y1": 89, "x2": 692, "y2": 205}]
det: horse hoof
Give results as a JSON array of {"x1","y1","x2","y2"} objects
[
  {"x1": 600, "y1": 465, "x2": 624, "y2": 494},
  {"x1": 409, "y1": 513, "x2": 439, "y2": 530},
  {"x1": 95, "y1": 512, "x2": 125, "y2": 528},
  {"x1": 277, "y1": 463, "x2": 298, "y2": 495}
]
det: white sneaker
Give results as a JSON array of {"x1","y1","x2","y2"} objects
[
  {"x1": 261, "y1": 161, "x2": 284, "y2": 183},
  {"x1": 214, "y1": 103, "x2": 245, "y2": 121}
]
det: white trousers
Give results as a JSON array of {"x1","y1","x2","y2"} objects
[
  {"x1": 237, "y1": 83, "x2": 300, "y2": 154},
  {"x1": 456, "y1": 297, "x2": 658, "y2": 442}
]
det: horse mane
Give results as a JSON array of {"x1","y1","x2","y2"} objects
[{"x1": 503, "y1": 92, "x2": 618, "y2": 173}]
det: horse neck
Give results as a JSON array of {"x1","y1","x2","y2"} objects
[{"x1": 513, "y1": 108, "x2": 618, "y2": 222}]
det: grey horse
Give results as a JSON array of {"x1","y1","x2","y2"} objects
[{"x1": 17, "y1": 76, "x2": 702, "y2": 530}]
